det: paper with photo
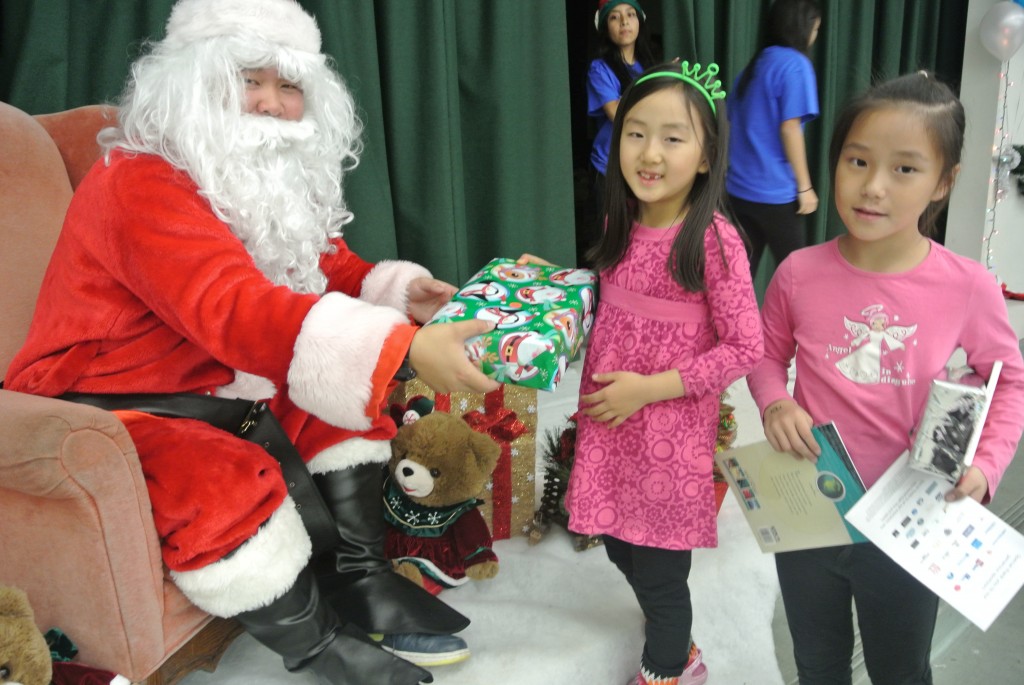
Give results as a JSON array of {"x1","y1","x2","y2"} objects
[
  {"x1": 845, "y1": 451, "x2": 1024, "y2": 631},
  {"x1": 715, "y1": 423, "x2": 867, "y2": 553}
]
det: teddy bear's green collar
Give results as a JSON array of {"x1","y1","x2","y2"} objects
[{"x1": 382, "y1": 475, "x2": 482, "y2": 538}]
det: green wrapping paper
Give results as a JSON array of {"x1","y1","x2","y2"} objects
[{"x1": 427, "y1": 258, "x2": 597, "y2": 391}]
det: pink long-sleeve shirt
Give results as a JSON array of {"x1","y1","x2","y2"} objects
[{"x1": 747, "y1": 239, "x2": 1024, "y2": 498}]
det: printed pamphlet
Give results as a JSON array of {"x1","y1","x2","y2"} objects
[{"x1": 845, "y1": 450, "x2": 1024, "y2": 631}]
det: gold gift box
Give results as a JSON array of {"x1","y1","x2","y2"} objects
[{"x1": 389, "y1": 379, "x2": 538, "y2": 539}]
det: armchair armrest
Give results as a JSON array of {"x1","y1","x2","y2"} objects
[{"x1": 0, "y1": 389, "x2": 170, "y2": 675}]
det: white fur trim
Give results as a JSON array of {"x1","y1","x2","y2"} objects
[
  {"x1": 396, "y1": 557, "x2": 470, "y2": 588},
  {"x1": 164, "y1": 0, "x2": 321, "y2": 55},
  {"x1": 306, "y1": 437, "x2": 391, "y2": 474},
  {"x1": 170, "y1": 497, "x2": 311, "y2": 617},
  {"x1": 360, "y1": 260, "x2": 432, "y2": 312},
  {"x1": 288, "y1": 292, "x2": 408, "y2": 430},
  {"x1": 216, "y1": 371, "x2": 277, "y2": 401}
]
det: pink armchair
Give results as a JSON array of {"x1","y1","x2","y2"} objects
[{"x1": 0, "y1": 102, "x2": 241, "y2": 684}]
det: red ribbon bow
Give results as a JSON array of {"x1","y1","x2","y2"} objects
[
  {"x1": 462, "y1": 406, "x2": 527, "y2": 443},
  {"x1": 456, "y1": 387, "x2": 528, "y2": 539}
]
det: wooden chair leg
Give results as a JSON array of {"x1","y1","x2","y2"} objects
[{"x1": 143, "y1": 618, "x2": 245, "y2": 685}]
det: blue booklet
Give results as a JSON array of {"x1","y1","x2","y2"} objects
[{"x1": 811, "y1": 423, "x2": 867, "y2": 544}]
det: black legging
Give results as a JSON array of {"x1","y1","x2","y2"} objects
[
  {"x1": 728, "y1": 194, "x2": 807, "y2": 278},
  {"x1": 603, "y1": 534, "x2": 694, "y2": 678}
]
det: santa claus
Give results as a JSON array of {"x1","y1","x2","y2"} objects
[{"x1": 4, "y1": 1, "x2": 500, "y2": 683}]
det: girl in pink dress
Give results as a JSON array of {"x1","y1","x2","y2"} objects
[{"x1": 567, "y1": 60, "x2": 764, "y2": 685}]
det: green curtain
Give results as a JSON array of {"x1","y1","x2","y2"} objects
[
  {"x1": 1, "y1": 0, "x2": 965, "y2": 289},
  {"x1": 0, "y1": 0, "x2": 576, "y2": 285}
]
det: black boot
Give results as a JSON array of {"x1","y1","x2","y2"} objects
[
  {"x1": 312, "y1": 463, "x2": 470, "y2": 636},
  {"x1": 235, "y1": 567, "x2": 432, "y2": 685}
]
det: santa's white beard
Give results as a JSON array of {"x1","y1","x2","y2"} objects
[{"x1": 194, "y1": 116, "x2": 350, "y2": 294}]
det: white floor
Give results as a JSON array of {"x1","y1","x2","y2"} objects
[{"x1": 180, "y1": 361, "x2": 783, "y2": 685}]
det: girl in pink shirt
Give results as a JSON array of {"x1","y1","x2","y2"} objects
[
  {"x1": 747, "y1": 72, "x2": 1024, "y2": 684},
  {"x1": 566, "y1": 60, "x2": 763, "y2": 685}
]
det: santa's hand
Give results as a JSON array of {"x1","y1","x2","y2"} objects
[
  {"x1": 762, "y1": 399, "x2": 820, "y2": 462},
  {"x1": 410, "y1": 320, "x2": 500, "y2": 394},
  {"x1": 944, "y1": 466, "x2": 988, "y2": 503},
  {"x1": 515, "y1": 253, "x2": 554, "y2": 266},
  {"x1": 407, "y1": 277, "x2": 457, "y2": 324}
]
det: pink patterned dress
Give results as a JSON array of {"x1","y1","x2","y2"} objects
[{"x1": 565, "y1": 215, "x2": 763, "y2": 550}]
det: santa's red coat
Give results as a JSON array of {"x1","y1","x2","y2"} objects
[{"x1": 6, "y1": 152, "x2": 425, "y2": 580}]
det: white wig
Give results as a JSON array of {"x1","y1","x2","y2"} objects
[{"x1": 101, "y1": 5, "x2": 363, "y2": 294}]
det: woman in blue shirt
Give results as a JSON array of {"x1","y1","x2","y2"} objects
[{"x1": 726, "y1": 0, "x2": 821, "y2": 278}]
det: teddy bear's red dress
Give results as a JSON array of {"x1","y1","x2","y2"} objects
[{"x1": 383, "y1": 475, "x2": 497, "y2": 591}]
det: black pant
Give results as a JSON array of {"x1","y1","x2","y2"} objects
[
  {"x1": 728, "y1": 194, "x2": 806, "y2": 279},
  {"x1": 604, "y1": 535, "x2": 693, "y2": 678},
  {"x1": 776, "y1": 544, "x2": 938, "y2": 685}
]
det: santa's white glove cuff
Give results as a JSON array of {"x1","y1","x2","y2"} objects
[
  {"x1": 360, "y1": 260, "x2": 431, "y2": 312},
  {"x1": 288, "y1": 292, "x2": 407, "y2": 430}
]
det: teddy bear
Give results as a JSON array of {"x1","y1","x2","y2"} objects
[
  {"x1": 383, "y1": 409, "x2": 501, "y2": 593},
  {"x1": 0, "y1": 585, "x2": 52, "y2": 685}
]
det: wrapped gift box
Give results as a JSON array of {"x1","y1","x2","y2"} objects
[
  {"x1": 427, "y1": 258, "x2": 596, "y2": 391},
  {"x1": 389, "y1": 379, "x2": 538, "y2": 540}
]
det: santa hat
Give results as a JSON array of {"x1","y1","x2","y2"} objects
[
  {"x1": 163, "y1": 0, "x2": 322, "y2": 55},
  {"x1": 594, "y1": 0, "x2": 646, "y2": 31}
]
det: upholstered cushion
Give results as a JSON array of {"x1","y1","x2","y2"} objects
[
  {"x1": 35, "y1": 105, "x2": 117, "y2": 190},
  {"x1": 0, "y1": 389, "x2": 214, "y2": 678},
  {"x1": 0, "y1": 102, "x2": 73, "y2": 378}
]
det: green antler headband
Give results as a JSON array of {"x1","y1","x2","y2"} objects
[{"x1": 635, "y1": 60, "x2": 727, "y2": 114}]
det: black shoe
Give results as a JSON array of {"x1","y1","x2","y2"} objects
[
  {"x1": 375, "y1": 632, "x2": 471, "y2": 667},
  {"x1": 301, "y1": 623, "x2": 435, "y2": 685}
]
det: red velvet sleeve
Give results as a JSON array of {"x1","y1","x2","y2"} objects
[
  {"x1": 320, "y1": 236, "x2": 375, "y2": 296},
  {"x1": 92, "y1": 155, "x2": 319, "y2": 385}
]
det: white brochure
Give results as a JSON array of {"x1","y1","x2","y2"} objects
[{"x1": 845, "y1": 451, "x2": 1024, "y2": 631}]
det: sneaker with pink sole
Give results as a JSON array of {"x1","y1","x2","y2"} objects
[{"x1": 627, "y1": 642, "x2": 708, "y2": 685}]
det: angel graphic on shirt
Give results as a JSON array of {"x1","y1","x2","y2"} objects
[{"x1": 835, "y1": 304, "x2": 917, "y2": 384}]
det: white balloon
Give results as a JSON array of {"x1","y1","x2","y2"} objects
[{"x1": 979, "y1": 1, "x2": 1024, "y2": 61}]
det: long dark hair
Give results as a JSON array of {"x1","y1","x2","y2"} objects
[
  {"x1": 595, "y1": 6, "x2": 657, "y2": 92},
  {"x1": 736, "y1": 0, "x2": 821, "y2": 99},
  {"x1": 587, "y1": 61, "x2": 731, "y2": 292},
  {"x1": 829, "y1": 71, "x2": 964, "y2": 237}
]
